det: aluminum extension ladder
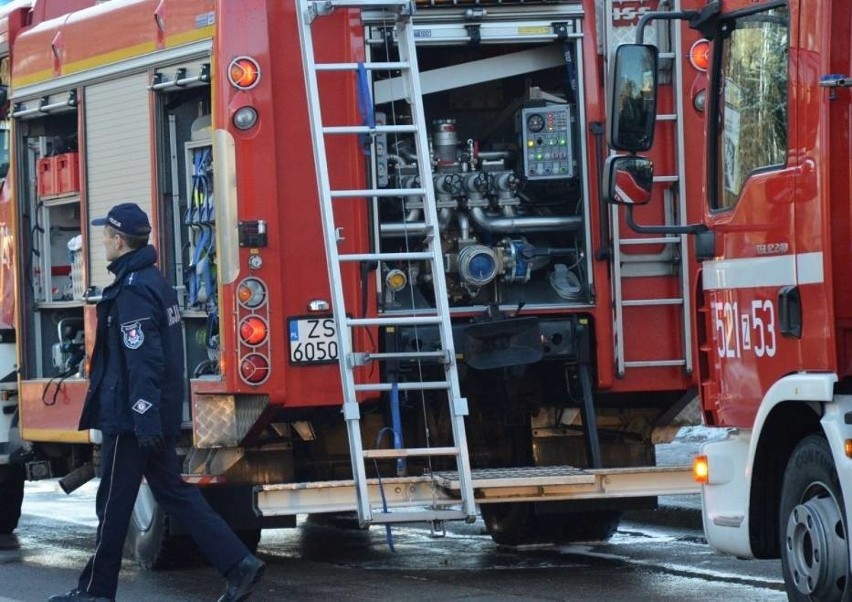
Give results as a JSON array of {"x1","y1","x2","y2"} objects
[{"x1": 296, "y1": 0, "x2": 477, "y2": 527}]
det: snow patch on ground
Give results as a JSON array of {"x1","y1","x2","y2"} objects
[{"x1": 673, "y1": 425, "x2": 732, "y2": 443}]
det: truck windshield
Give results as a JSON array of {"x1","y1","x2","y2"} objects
[{"x1": 713, "y1": 6, "x2": 789, "y2": 210}]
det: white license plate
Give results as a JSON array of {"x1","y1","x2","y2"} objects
[{"x1": 288, "y1": 317, "x2": 339, "y2": 364}]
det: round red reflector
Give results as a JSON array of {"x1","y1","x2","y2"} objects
[
  {"x1": 240, "y1": 317, "x2": 268, "y2": 345},
  {"x1": 689, "y1": 39, "x2": 711, "y2": 72},
  {"x1": 240, "y1": 353, "x2": 269, "y2": 384},
  {"x1": 228, "y1": 56, "x2": 261, "y2": 90}
]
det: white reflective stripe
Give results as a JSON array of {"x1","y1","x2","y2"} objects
[
  {"x1": 703, "y1": 252, "x2": 823, "y2": 290},
  {"x1": 797, "y1": 252, "x2": 824, "y2": 285}
]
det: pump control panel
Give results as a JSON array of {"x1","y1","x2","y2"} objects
[{"x1": 520, "y1": 105, "x2": 574, "y2": 180}]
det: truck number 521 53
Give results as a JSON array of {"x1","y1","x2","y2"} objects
[{"x1": 712, "y1": 298, "x2": 777, "y2": 359}]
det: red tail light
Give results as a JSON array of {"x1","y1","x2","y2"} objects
[
  {"x1": 240, "y1": 353, "x2": 269, "y2": 384},
  {"x1": 239, "y1": 317, "x2": 268, "y2": 345}
]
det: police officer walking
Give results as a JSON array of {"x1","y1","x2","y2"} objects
[{"x1": 50, "y1": 203, "x2": 264, "y2": 602}]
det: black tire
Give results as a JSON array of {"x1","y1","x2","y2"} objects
[
  {"x1": 482, "y1": 503, "x2": 536, "y2": 546},
  {"x1": 780, "y1": 435, "x2": 850, "y2": 601},
  {"x1": 484, "y1": 503, "x2": 620, "y2": 546},
  {"x1": 0, "y1": 465, "x2": 25, "y2": 534},
  {"x1": 124, "y1": 483, "x2": 202, "y2": 570},
  {"x1": 547, "y1": 510, "x2": 621, "y2": 543}
]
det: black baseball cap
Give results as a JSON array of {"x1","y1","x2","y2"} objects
[{"x1": 91, "y1": 202, "x2": 152, "y2": 237}]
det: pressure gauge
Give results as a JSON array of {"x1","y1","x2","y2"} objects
[
  {"x1": 247, "y1": 254, "x2": 263, "y2": 270},
  {"x1": 526, "y1": 113, "x2": 545, "y2": 133}
]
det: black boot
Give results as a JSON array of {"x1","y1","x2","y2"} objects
[{"x1": 218, "y1": 554, "x2": 266, "y2": 602}]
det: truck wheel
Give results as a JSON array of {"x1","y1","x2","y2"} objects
[
  {"x1": 0, "y1": 465, "x2": 25, "y2": 534},
  {"x1": 482, "y1": 503, "x2": 535, "y2": 546},
  {"x1": 780, "y1": 435, "x2": 850, "y2": 601},
  {"x1": 547, "y1": 510, "x2": 621, "y2": 543},
  {"x1": 124, "y1": 483, "x2": 201, "y2": 570}
]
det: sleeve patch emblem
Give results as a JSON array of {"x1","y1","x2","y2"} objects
[
  {"x1": 132, "y1": 399, "x2": 153, "y2": 414},
  {"x1": 121, "y1": 321, "x2": 145, "y2": 349}
]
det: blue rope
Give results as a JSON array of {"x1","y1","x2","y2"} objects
[{"x1": 356, "y1": 63, "x2": 375, "y2": 154}]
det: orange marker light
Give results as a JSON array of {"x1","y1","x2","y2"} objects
[
  {"x1": 845, "y1": 439, "x2": 852, "y2": 458},
  {"x1": 693, "y1": 455, "x2": 709, "y2": 484},
  {"x1": 237, "y1": 278, "x2": 266, "y2": 308},
  {"x1": 689, "y1": 39, "x2": 711, "y2": 72},
  {"x1": 228, "y1": 57, "x2": 261, "y2": 90}
]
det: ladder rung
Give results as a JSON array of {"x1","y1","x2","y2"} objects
[
  {"x1": 657, "y1": 113, "x2": 677, "y2": 121},
  {"x1": 354, "y1": 381, "x2": 450, "y2": 392},
  {"x1": 322, "y1": 124, "x2": 418, "y2": 135},
  {"x1": 622, "y1": 298, "x2": 684, "y2": 307},
  {"x1": 315, "y1": 61, "x2": 410, "y2": 72},
  {"x1": 624, "y1": 359, "x2": 687, "y2": 368},
  {"x1": 347, "y1": 315, "x2": 441, "y2": 327},
  {"x1": 331, "y1": 188, "x2": 426, "y2": 198},
  {"x1": 363, "y1": 446, "x2": 459, "y2": 459},
  {"x1": 311, "y1": 0, "x2": 413, "y2": 10},
  {"x1": 619, "y1": 237, "x2": 681, "y2": 246},
  {"x1": 369, "y1": 510, "x2": 470, "y2": 525},
  {"x1": 652, "y1": 175, "x2": 678, "y2": 183},
  {"x1": 339, "y1": 251, "x2": 433, "y2": 262},
  {"x1": 352, "y1": 350, "x2": 449, "y2": 363}
]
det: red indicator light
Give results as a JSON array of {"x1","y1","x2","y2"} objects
[
  {"x1": 240, "y1": 317, "x2": 268, "y2": 345},
  {"x1": 240, "y1": 353, "x2": 269, "y2": 384}
]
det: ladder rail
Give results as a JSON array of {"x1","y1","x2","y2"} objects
[
  {"x1": 393, "y1": 16, "x2": 477, "y2": 522},
  {"x1": 296, "y1": 0, "x2": 373, "y2": 522},
  {"x1": 610, "y1": 0, "x2": 693, "y2": 376},
  {"x1": 297, "y1": 0, "x2": 477, "y2": 526},
  {"x1": 672, "y1": 9, "x2": 694, "y2": 376}
]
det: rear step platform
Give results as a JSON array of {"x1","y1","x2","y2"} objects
[{"x1": 254, "y1": 465, "x2": 699, "y2": 520}]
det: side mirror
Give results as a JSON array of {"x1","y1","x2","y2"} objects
[
  {"x1": 604, "y1": 155, "x2": 654, "y2": 206},
  {"x1": 608, "y1": 44, "x2": 658, "y2": 152}
]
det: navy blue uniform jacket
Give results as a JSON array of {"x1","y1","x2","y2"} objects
[{"x1": 79, "y1": 245, "x2": 184, "y2": 437}]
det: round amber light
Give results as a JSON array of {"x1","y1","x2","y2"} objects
[
  {"x1": 228, "y1": 57, "x2": 261, "y2": 90},
  {"x1": 689, "y1": 39, "x2": 711, "y2": 72},
  {"x1": 237, "y1": 278, "x2": 266, "y2": 308}
]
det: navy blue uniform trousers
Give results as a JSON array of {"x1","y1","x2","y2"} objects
[{"x1": 78, "y1": 433, "x2": 249, "y2": 598}]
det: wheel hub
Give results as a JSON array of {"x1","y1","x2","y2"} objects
[{"x1": 785, "y1": 494, "x2": 848, "y2": 600}]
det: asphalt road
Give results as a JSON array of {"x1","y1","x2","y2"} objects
[{"x1": 0, "y1": 475, "x2": 787, "y2": 602}]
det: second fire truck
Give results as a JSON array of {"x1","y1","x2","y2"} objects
[{"x1": 606, "y1": 0, "x2": 852, "y2": 599}]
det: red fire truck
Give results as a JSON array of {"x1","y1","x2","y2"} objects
[
  {"x1": 606, "y1": 0, "x2": 852, "y2": 599},
  {"x1": 0, "y1": 0, "x2": 706, "y2": 565}
]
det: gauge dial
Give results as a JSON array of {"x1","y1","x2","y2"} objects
[{"x1": 526, "y1": 113, "x2": 545, "y2": 133}]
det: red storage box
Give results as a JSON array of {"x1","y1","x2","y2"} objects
[
  {"x1": 37, "y1": 157, "x2": 58, "y2": 198},
  {"x1": 56, "y1": 152, "x2": 80, "y2": 194}
]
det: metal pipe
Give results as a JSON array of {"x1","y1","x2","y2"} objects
[
  {"x1": 59, "y1": 462, "x2": 95, "y2": 494},
  {"x1": 468, "y1": 207, "x2": 583, "y2": 233},
  {"x1": 380, "y1": 209, "x2": 453, "y2": 237},
  {"x1": 457, "y1": 212, "x2": 471, "y2": 240}
]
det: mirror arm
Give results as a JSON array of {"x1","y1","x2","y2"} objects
[
  {"x1": 636, "y1": 10, "x2": 701, "y2": 44},
  {"x1": 625, "y1": 205, "x2": 708, "y2": 235}
]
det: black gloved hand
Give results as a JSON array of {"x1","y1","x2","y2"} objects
[{"x1": 137, "y1": 434, "x2": 166, "y2": 454}]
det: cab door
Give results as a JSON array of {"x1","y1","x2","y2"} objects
[{"x1": 700, "y1": 2, "x2": 808, "y2": 427}]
